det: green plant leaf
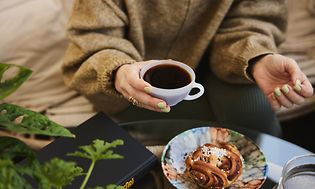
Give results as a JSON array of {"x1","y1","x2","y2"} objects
[
  {"x1": 0, "y1": 103, "x2": 75, "y2": 138},
  {"x1": 68, "y1": 139, "x2": 124, "y2": 189},
  {"x1": 0, "y1": 137, "x2": 41, "y2": 188},
  {"x1": 68, "y1": 139, "x2": 124, "y2": 161},
  {"x1": 0, "y1": 159, "x2": 33, "y2": 189},
  {"x1": 0, "y1": 137, "x2": 35, "y2": 162},
  {"x1": 37, "y1": 158, "x2": 83, "y2": 189},
  {"x1": 0, "y1": 63, "x2": 32, "y2": 100}
]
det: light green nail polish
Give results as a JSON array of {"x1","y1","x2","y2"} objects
[
  {"x1": 295, "y1": 79, "x2": 301, "y2": 86},
  {"x1": 294, "y1": 79, "x2": 302, "y2": 91},
  {"x1": 294, "y1": 85, "x2": 302, "y2": 91},
  {"x1": 282, "y1": 84, "x2": 289, "y2": 94},
  {"x1": 157, "y1": 102, "x2": 166, "y2": 109},
  {"x1": 144, "y1": 87, "x2": 151, "y2": 93},
  {"x1": 161, "y1": 106, "x2": 170, "y2": 113},
  {"x1": 274, "y1": 87, "x2": 282, "y2": 97}
]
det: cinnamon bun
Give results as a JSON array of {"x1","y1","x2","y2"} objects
[{"x1": 185, "y1": 143, "x2": 243, "y2": 188}]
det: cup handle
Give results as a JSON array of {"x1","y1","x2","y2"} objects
[{"x1": 184, "y1": 82, "x2": 204, "y2": 101}]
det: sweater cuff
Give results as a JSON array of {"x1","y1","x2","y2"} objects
[
  {"x1": 93, "y1": 50, "x2": 137, "y2": 98},
  {"x1": 99, "y1": 58, "x2": 136, "y2": 97},
  {"x1": 238, "y1": 49, "x2": 276, "y2": 83},
  {"x1": 245, "y1": 52, "x2": 274, "y2": 82}
]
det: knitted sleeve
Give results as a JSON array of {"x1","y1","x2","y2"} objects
[
  {"x1": 62, "y1": 0, "x2": 142, "y2": 113},
  {"x1": 209, "y1": 0, "x2": 287, "y2": 84}
]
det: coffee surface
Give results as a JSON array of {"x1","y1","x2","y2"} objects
[{"x1": 143, "y1": 64, "x2": 191, "y2": 89}]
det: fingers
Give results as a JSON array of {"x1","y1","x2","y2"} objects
[
  {"x1": 114, "y1": 61, "x2": 171, "y2": 113},
  {"x1": 273, "y1": 80, "x2": 314, "y2": 110},
  {"x1": 281, "y1": 84, "x2": 305, "y2": 105},
  {"x1": 123, "y1": 68, "x2": 171, "y2": 112},
  {"x1": 272, "y1": 57, "x2": 314, "y2": 109},
  {"x1": 273, "y1": 87, "x2": 293, "y2": 108},
  {"x1": 267, "y1": 94, "x2": 281, "y2": 111},
  {"x1": 298, "y1": 77, "x2": 314, "y2": 97},
  {"x1": 256, "y1": 55, "x2": 313, "y2": 111},
  {"x1": 124, "y1": 83, "x2": 171, "y2": 112},
  {"x1": 285, "y1": 58, "x2": 314, "y2": 97}
]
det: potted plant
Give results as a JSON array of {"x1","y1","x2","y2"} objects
[{"x1": 0, "y1": 63, "x2": 124, "y2": 189}]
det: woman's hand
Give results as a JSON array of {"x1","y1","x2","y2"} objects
[
  {"x1": 252, "y1": 54, "x2": 314, "y2": 111},
  {"x1": 114, "y1": 60, "x2": 171, "y2": 112}
]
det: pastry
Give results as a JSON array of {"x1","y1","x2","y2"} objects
[{"x1": 185, "y1": 143, "x2": 243, "y2": 188}]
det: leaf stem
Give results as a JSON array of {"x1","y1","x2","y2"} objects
[{"x1": 80, "y1": 160, "x2": 95, "y2": 189}]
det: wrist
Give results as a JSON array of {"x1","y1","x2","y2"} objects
[
  {"x1": 247, "y1": 53, "x2": 273, "y2": 81},
  {"x1": 113, "y1": 63, "x2": 131, "y2": 93}
]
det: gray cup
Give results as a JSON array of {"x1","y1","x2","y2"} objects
[{"x1": 274, "y1": 154, "x2": 315, "y2": 189}]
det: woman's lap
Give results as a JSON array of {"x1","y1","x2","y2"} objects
[
  {"x1": 112, "y1": 73, "x2": 281, "y2": 136},
  {"x1": 112, "y1": 72, "x2": 282, "y2": 189},
  {"x1": 205, "y1": 74, "x2": 281, "y2": 136}
]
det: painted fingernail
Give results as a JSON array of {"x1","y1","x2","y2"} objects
[
  {"x1": 281, "y1": 84, "x2": 289, "y2": 94},
  {"x1": 161, "y1": 106, "x2": 170, "y2": 113},
  {"x1": 293, "y1": 79, "x2": 302, "y2": 91},
  {"x1": 157, "y1": 102, "x2": 166, "y2": 109},
  {"x1": 274, "y1": 87, "x2": 282, "y2": 97},
  {"x1": 144, "y1": 87, "x2": 151, "y2": 93}
]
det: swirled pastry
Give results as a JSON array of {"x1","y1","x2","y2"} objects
[{"x1": 185, "y1": 143, "x2": 243, "y2": 188}]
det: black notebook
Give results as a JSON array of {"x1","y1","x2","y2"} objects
[{"x1": 35, "y1": 112, "x2": 158, "y2": 188}]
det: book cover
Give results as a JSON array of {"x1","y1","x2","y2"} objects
[{"x1": 35, "y1": 112, "x2": 158, "y2": 188}]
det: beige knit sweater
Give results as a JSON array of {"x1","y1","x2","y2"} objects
[{"x1": 63, "y1": 0, "x2": 287, "y2": 114}]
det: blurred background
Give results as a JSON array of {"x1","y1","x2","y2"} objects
[{"x1": 282, "y1": 111, "x2": 315, "y2": 153}]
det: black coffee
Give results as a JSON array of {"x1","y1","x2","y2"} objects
[{"x1": 143, "y1": 64, "x2": 191, "y2": 89}]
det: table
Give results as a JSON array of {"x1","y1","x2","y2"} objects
[{"x1": 119, "y1": 119, "x2": 312, "y2": 189}]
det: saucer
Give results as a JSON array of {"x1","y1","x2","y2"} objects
[{"x1": 161, "y1": 127, "x2": 268, "y2": 189}]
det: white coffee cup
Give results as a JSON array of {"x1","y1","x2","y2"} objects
[{"x1": 139, "y1": 60, "x2": 204, "y2": 106}]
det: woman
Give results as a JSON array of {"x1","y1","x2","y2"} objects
[{"x1": 62, "y1": 0, "x2": 313, "y2": 135}]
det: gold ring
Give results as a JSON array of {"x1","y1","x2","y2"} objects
[{"x1": 128, "y1": 96, "x2": 141, "y2": 106}]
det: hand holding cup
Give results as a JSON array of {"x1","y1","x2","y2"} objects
[
  {"x1": 114, "y1": 60, "x2": 204, "y2": 113},
  {"x1": 139, "y1": 60, "x2": 204, "y2": 106}
]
